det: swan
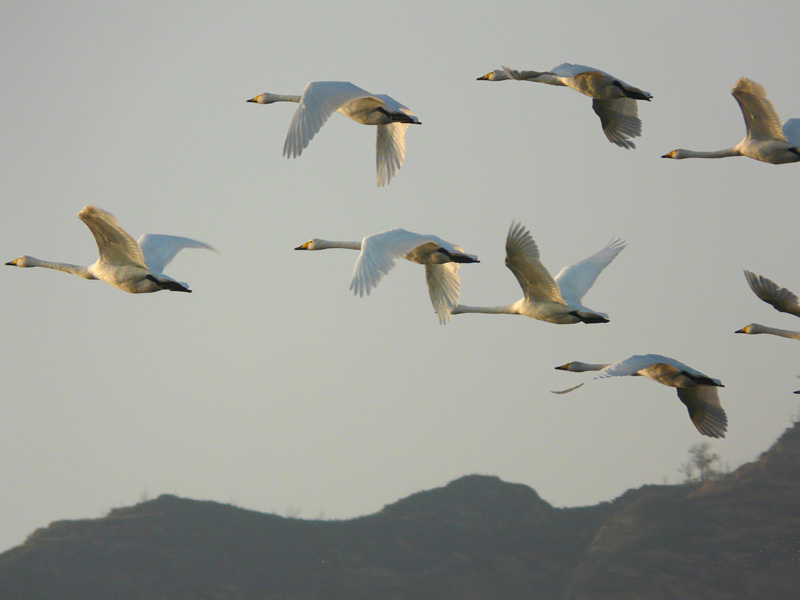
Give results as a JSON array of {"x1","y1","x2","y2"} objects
[
  {"x1": 478, "y1": 63, "x2": 652, "y2": 148},
  {"x1": 662, "y1": 77, "x2": 800, "y2": 164},
  {"x1": 735, "y1": 270, "x2": 800, "y2": 339},
  {"x1": 247, "y1": 81, "x2": 420, "y2": 186},
  {"x1": 553, "y1": 354, "x2": 728, "y2": 438},
  {"x1": 295, "y1": 228, "x2": 478, "y2": 324},
  {"x1": 6, "y1": 206, "x2": 215, "y2": 293},
  {"x1": 451, "y1": 221, "x2": 625, "y2": 324}
]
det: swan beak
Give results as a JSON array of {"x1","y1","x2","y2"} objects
[
  {"x1": 734, "y1": 327, "x2": 747, "y2": 334},
  {"x1": 476, "y1": 73, "x2": 491, "y2": 81},
  {"x1": 294, "y1": 242, "x2": 311, "y2": 250},
  {"x1": 794, "y1": 390, "x2": 800, "y2": 394},
  {"x1": 661, "y1": 150, "x2": 676, "y2": 159},
  {"x1": 5, "y1": 259, "x2": 18, "y2": 266},
  {"x1": 246, "y1": 96, "x2": 258, "y2": 103},
  {"x1": 554, "y1": 363, "x2": 571, "y2": 370}
]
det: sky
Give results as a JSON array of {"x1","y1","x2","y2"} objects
[{"x1": 2, "y1": 0, "x2": 800, "y2": 553}]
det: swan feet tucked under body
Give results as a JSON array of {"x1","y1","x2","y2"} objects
[
  {"x1": 6, "y1": 206, "x2": 215, "y2": 294},
  {"x1": 478, "y1": 63, "x2": 652, "y2": 149},
  {"x1": 553, "y1": 354, "x2": 727, "y2": 438},
  {"x1": 248, "y1": 81, "x2": 420, "y2": 186},
  {"x1": 294, "y1": 228, "x2": 478, "y2": 324},
  {"x1": 662, "y1": 77, "x2": 800, "y2": 165},
  {"x1": 452, "y1": 220, "x2": 625, "y2": 325}
]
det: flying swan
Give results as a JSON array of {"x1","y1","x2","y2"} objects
[
  {"x1": 478, "y1": 63, "x2": 652, "y2": 148},
  {"x1": 451, "y1": 221, "x2": 625, "y2": 324},
  {"x1": 6, "y1": 206, "x2": 215, "y2": 293},
  {"x1": 735, "y1": 270, "x2": 800, "y2": 340},
  {"x1": 553, "y1": 354, "x2": 728, "y2": 438},
  {"x1": 295, "y1": 229, "x2": 478, "y2": 323},
  {"x1": 248, "y1": 81, "x2": 420, "y2": 186},
  {"x1": 662, "y1": 77, "x2": 800, "y2": 164}
]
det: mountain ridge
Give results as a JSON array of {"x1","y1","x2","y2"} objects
[{"x1": 2, "y1": 423, "x2": 798, "y2": 599}]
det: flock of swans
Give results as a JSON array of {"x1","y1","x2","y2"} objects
[{"x1": 7, "y1": 64, "x2": 800, "y2": 440}]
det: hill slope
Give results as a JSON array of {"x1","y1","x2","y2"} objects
[{"x1": 2, "y1": 424, "x2": 799, "y2": 599}]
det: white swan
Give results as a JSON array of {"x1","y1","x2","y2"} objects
[
  {"x1": 553, "y1": 354, "x2": 728, "y2": 438},
  {"x1": 451, "y1": 221, "x2": 625, "y2": 324},
  {"x1": 248, "y1": 81, "x2": 420, "y2": 186},
  {"x1": 478, "y1": 63, "x2": 652, "y2": 149},
  {"x1": 735, "y1": 270, "x2": 800, "y2": 339},
  {"x1": 6, "y1": 206, "x2": 215, "y2": 293},
  {"x1": 662, "y1": 77, "x2": 800, "y2": 164},
  {"x1": 295, "y1": 229, "x2": 478, "y2": 324}
]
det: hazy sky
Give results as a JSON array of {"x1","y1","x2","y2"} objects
[{"x1": 3, "y1": 1, "x2": 800, "y2": 553}]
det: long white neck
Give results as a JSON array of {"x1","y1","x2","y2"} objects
[
  {"x1": 26, "y1": 257, "x2": 94, "y2": 279},
  {"x1": 264, "y1": 93, "x2": 301, "y2": 104},
  {"x1": 671, "y1": 147, "x2": 741, "y2": 159},
  {"x1": 567, "y1": 362, "x2": 610, "y2": 372},
  {"x1": 315, "y1": 240, "x2": 362, "y2": 251},
  {"x1": 451, "y1": 304, "x2": 519, "y2": 315},
  {"x1": 747, "y1": 324, "x2": 800, "y2": 339}
]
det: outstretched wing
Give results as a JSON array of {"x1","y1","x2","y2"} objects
[
  {"x1": 350, "y1": 229, "x2": 438, "y2": 297},
  {"x1": 782, "y1": 118, "x2": 800, "y2": 146},
  {"x1": 592, "y1": 98, "x2": 642, "y2": 149},
  {"x1": 744, "y1": 270, "x2": 800, "y2": 318},
  {"x1": 425, "y1": 262, "x2": 461, "y2": 324},
  {"x1": 594, "y1": 354, "x2": 682, "y2": 379},
  {"x1": 677, "y1": 386, "x2": 728, "y2": 438},
  {"x1": 731, "y1": 77, "x2": 786, "y2": 142},
  {"x1": 376, "y1": 122, "x2": 409, "y2": 187},
  {"x1": 77, "y1": 205, "x2": 147, "y2": 268},
  {"x1": 554, "y1": 238, "x2": 626, "y2": 303},
  {"x1": 138, "y1": 234, "x2": 216, "y2": 275},
  {"x1": 504, "y1": 221, "x2": 562, "y2": 303},
  {"x1": 283, "y1": 81, "x2": 377, "y2": 158}
]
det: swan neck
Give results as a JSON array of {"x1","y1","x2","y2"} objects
[
  {"x1": 570, "y1": 362, "x2": 610, "y2": 372},
  {"x1": 274, "y1": 94, "x2": 301, "y2": 103},
  {"x1": 317, "y1": 240, "x2": 361, "y2": 251},
  {"x1": 751, "y1": 324, "x2": 800, "y2": 339},
  {"x1": 29, "y1": 258, "x2": 93, "y2": 279},
  {"x1": 452, "y1": 304, "x2": 518, "y2": 315},
  {"x1": 676, "y1": 148, "x2": 740, "y2": 159}
]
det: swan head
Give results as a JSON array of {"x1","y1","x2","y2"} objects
[
  {"x1": 295, "y1": 239, "x2": 322, "y2": 251},
  {"x1": 555, "y1": 362, "x2": 580, "y2": 372},
  {"x1": 735, "y1": 323, "x2": 767, "y2": 335},
  {"x1": 477, "y1": 70, "x2": 510, "y2": 82},
  {"x1": 661, "y1": 149, "x2": 685, "y2": 159},
  {"x1": 247, "y1": 93, "x2": 282, "y2": 104},
  {"x1": 5, "y1": 255, "x2": 35, "y2": 267}
]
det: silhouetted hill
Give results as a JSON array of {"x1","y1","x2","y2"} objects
[{"x1": 2, "y1": 424, "x2": 799, "y2": 599}]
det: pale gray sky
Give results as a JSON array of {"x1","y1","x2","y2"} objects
[{"x1": 2, "y1": 0, "x2": 800, "y2": 552}]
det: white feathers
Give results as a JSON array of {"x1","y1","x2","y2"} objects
[
  {"x1": 295, "y1": 229, "x2": 478, "y2": 324},
  {"x1": 248, "y1": 81, "x2": 420, "y2": 186},
  {"x1": 662, "y1": 77, "x2": 800, "y2": 164},
  {"x1": 6, "y1": 206, "x2": 214, "y2": 294}
]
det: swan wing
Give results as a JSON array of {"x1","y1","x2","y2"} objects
[
  {"x1": 594, "y1": 354, "x2": 684, "y2": 379},
  {"x1": 425, "y1": 263, "x2": 461, "y2": 324},
  {"x1": 744, "y1": 270, "x2": 800, "y2": 318},
  {"x1": 349, "y1": 229, "x2": 440, "y2": 297},
  {"x1": 554, "y1": 238, "x2": 626, "y2": 303},
  {"x1": 551, "y1": 382, "x2": 586, "y2": 394},
  {"x1": 504, "y1": 221, "x2": 562, "y2": 303},
  {"x1": 782, "y1": 118, "x2": 800, "y2": 146},
  {"x1": 376, "y1": 122, "x2": 409, "y2": 187},
  {"x1": 283, "y1": 81, "x2": 377, "y2": 158},
  {"x1": 138, "y1": 234, "x2": 216, "y2": 275},
  {"x1": 592, "y1": 98, "x2": 641, "y2": 149},
  {"x1": 77, "y1": 206, "x2": 147, "y2": 268},
  {"x1": 549, "y1": 63, "x2": 605, "y2": 78},
  {"x1": 677, "y1": 387, "x2": 728, "y2": 438},
  {"x1": 731, "y1": 77, "x2": 786, "y2": 142}
]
